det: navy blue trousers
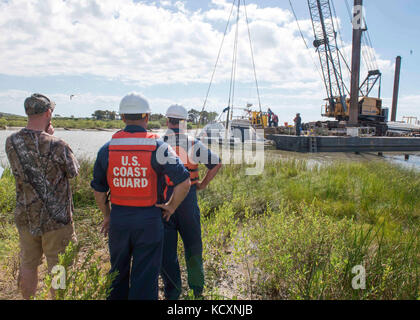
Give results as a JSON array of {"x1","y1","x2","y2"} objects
[
  {"x1": 107, "y1": 209, "x2": 164, "y2": 300},
  {"x1": 161, "y1": 185, "x2": 204, "y2": 299}
]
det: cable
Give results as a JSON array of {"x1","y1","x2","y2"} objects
[
  {"x1": 344, "y1": 0, "x2": 352, "y2": 22},
  {"x1": 288, "y1": 0, "x2": 324, "y2": 82},
  {"x1": 197, "y1": 0, "x2": 236, "y2": 131},
  {"x1": 344, "y1": 0, "x2": 378, "y2": 71},
  {"x1": 364, "y1": 16, "x2": 378, "y2": 69},
  {"x1": 243, "y1": 0, "x2": 263, "y2": 117},
  {"x1": 331, "y1": 0, "x2": 351, "y2": 83},
  {"x1": 201, "y1": 0, "x2": 266, "y2": 131},
  {"x1": 227, "y1": 0, "x2": 241, "y2": 125}
]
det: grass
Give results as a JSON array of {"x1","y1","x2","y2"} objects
[
  {"x1": 200, "y1": 160, "x2": 420, "y2": 232},
  {"x1": 0, "y1": 158, "x2": 418, "y2": 299}
]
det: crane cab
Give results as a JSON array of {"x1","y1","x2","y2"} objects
[{"x1": 322, "y1": 96, "x2": 384, "y2": 122}]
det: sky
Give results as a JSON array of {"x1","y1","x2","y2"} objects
[{"x1": 0, "y1": 0, "x2": 419, "y2": 123}]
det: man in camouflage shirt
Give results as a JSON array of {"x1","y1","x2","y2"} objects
[{"x1": 5, "y1": 93, "x2": 80, "y2": 299}]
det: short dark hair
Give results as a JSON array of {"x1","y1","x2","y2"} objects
[
  {"x1": 122, "y1": 114, "x2": 147, "y2": 121},
  {"x1": 168, "y1": 118, "x2": 180, "y2": 125}
]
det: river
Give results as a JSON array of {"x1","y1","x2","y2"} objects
[{"x1": 1, "y1": 128, "x2": 420, "y2": 171}]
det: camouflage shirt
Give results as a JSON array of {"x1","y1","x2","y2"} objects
[{"x1": 5, "y1": 128, "x2": 80, "y2": 236}]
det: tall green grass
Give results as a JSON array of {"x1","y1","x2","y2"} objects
[
  {"x1": 200, "y1": 160, "x2": 420, "y2": 232},
  {"x1": 0, "y1": 159, "x2": 418, "y2": 299},
  {"x1": 233, "y1": 204, "x2": 419, "y2": 299},
  {"x1": 35, "y1": 241, "x2": 116, "y2": 300},
  {"x1": 198, "y1": 160, "x2": 419, "y2": 299}
]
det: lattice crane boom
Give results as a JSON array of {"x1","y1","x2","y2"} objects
[{"x1": 308, "y1": 0, "x2": 348, "y2": 112}]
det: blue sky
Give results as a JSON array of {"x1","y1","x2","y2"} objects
[{"x1": 0, "y1": 0, "x2": 418, "y2": 122}]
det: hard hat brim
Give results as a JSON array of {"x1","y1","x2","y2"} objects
[{"x1": 166, "y1": 114, "x2": 187, "y2": 120}]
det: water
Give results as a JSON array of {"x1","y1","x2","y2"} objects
[
  {"x1": 1, "y1": 128, "x2": 420, "y2": 171},
  {"x1": 0, "y1": 129, "x2": 117, "y2": 165}
]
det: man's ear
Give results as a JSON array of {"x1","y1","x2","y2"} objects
[
  {"x1": 121, "y1": 114, "x2": 126, "y2": 123},
  {"x1": 45, "y1": 109, "x2": 52, "y2": 120}
]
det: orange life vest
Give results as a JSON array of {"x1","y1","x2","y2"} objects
[
  {"x1": 164, "y1": 132, "x2": 199, "y2": 186},
  {"x1": 107, "y1": 130, "x2": 158, "y2": 207}
]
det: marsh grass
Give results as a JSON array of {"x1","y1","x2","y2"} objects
[
  {"x1": 0, "y1": 158, "x2": 418, "y2": 299},
  {"x1": 0, "y1": 116, "x2": 163, "y2": 131},
  {"x1": 235, "y1": 204, "x2": 419, "y2": 299},
  {"x1": 200, "y1": 159, "x2": 420, "y2": 232},
  {"x1": 35, "y1": 241, "x2": 116, "y2": 300}
]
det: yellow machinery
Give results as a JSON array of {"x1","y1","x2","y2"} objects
[
  {"x1": 322, "y1": 96, "x2": 384, "y2": 122},
  {"x1": 250, "y1": 111, "x2": 268, "y2": 128}
]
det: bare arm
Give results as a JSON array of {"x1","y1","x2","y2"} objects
[
  {"x1": 94, "y1": 191, "x2": 111, "y2": 236},
  {"x1": 156, "y1": 178, "x2": 191, "y2": 221},
  {"x1": 196, "y1": 163, "x2": 222, "y2": 191}
]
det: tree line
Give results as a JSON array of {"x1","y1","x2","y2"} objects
[{"x1": 91, "y1": 109, "x2": 219, "y2": 124}]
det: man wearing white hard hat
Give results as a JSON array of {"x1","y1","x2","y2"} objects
[
  {"x1": 160, "y1": 104, "x2": 222, "y2": 299},
  {"x1": 91, "y1": 94, "x2": 191, "y2": 300}
]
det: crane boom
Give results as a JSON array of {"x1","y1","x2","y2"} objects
[{"x1": 308, "y1": 0, "x2": 347, "y2": 113}]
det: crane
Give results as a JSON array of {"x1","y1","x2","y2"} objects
[
  {"x1": 308, "y1": 0, "x2": 348, "y2": 115},
  {"x1": 303, "y1": 0, "x2": 387, "y2": 134}
]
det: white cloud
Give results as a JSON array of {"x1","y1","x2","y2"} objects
[
  {"x1": 0, "y1": 0, "x2": 317, "y2": 87},
  {"x1": 0, "y1": 0, "x2": 399, "y2": 122},
  {"x1": 160, "y1": 0, "x2": 173, "y2": 8},
  {"x1": 210, "y1": 0, "x2": 231, "y2": 10}
]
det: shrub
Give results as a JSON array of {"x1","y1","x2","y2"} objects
[
  {"x1": 35, "y1": 241, "x2": 117, "y2": 300},
  {"x1": 159, "y1": 118, "x2": 167, "y2": 127},
  {"x1": 6, "y1": 119, "x2": 27, "y2": 127},
  {"x1": 0, "y1": 168, "x2": 16, "y2": 218},
  {"x1": 71, "y1": 159, "x2": 96, "y2": 208},
  {"x1": 235, "y1": 204, "x2": 419, "y2": 300},
  {"x1": 0, "y1": 118, "x2": 7, "y2": 129},
  {"x1": 148, "y1": 121, "x2": 161, "y2": 130}
]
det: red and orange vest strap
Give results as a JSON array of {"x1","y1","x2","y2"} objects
[{"x1": 164, "y1": 132, "x2": 199, "y2": 186}]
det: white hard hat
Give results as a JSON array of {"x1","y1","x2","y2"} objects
[
  {"x1": 119, "y1": 93, "x2": 151, "y2": 114},
  {"x1": 166, "y1": 104, "x2": 188, "y2": 120}
]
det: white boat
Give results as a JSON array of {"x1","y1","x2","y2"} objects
[{"x1": 195, "y1": 118, "x2": 266, "y2": 146}]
